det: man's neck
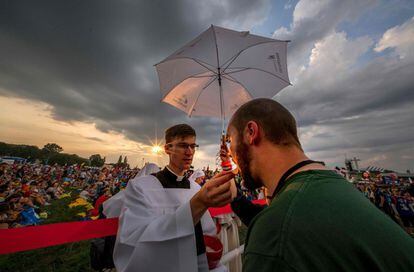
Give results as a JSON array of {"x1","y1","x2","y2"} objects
[
  {"x1": 167, "y1": 163, "x2": 185, "y2": 177},
  {"x1": 255, "y1": 144, "x2": 326, "y2": 196}
]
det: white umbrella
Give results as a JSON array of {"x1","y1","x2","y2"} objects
[{"x1": 155, "y1": 25, "x2": 291, "y2": 133}]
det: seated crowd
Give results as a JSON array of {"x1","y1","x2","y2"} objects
[
  {"x1": 0, "y1": 162, "x2": 413, "y2": 236},
  {"x1": 0, "y1": 162, "x2": 139, "y2": 228}
]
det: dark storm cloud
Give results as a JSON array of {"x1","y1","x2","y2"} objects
[{"x1": 0, "y1": 0, "x2": 270, "y2": 147}]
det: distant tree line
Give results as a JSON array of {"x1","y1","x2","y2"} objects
[
  {"x1": 116, "y1": 155, "x2": 129, "y2": 168},
  {"x1": 0, "y1": 142, "x2": 110, "y2": 167}
]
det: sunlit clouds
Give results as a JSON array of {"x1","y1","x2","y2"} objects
[{"x1": 0, "y1": 96, "x2": 216, "y2": 169}]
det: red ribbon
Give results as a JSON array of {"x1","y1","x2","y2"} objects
[
  {"x1": 0, "y1": 199, "x2": 267, "y2": 255},
  {"x1": 0, "y1": 218, "x2": 118, "y2": 255}
]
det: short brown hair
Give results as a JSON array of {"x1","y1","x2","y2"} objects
[
  {"x1": 165, "y1": 124, "x2": 196, "y2": 143},
  {"x1": 229, "y1": 98, "x2": 301, "y2": 149}
]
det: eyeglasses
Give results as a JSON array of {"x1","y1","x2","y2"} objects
[{"x1": 167, "y1": 142, "x2": 199, "y2": 151}]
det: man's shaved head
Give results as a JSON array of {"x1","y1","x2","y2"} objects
[{"x1": 229, "y1": 98, "x2": 301, "y2": 149}]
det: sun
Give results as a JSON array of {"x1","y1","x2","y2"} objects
[{"x1": 151, "y1": 145, "x2": 163, "y2": 154}]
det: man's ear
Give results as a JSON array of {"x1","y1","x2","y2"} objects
[
  {"x1": 245, "y1": 121, "x2": 260, "y2": 145},
  {"x1": 164, "y1": 144, "x2": 171, "y2": 155}
]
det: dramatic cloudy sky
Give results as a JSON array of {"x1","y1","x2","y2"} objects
[{"x1": 1, "y1": 0, "x2": 413, "y2": 171}]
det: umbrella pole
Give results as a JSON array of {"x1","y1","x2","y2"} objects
[
  {"x1": 220, "y1": 85, "x2": 225, "y2": 136},
  {"x1": 213, "y1": 26, "x2": 225, "y2": 138},
  {"x1": 218, "y1": 68, "x2": 225, "y2": 136}
]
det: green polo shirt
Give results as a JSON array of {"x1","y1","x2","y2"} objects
[{"x1": 243, "y1": 170, "x2": 414, "y2": 272}]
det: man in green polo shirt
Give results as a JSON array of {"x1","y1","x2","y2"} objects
[{"x1": 226, "y1": 98, "x2": 414, "y2": 271}]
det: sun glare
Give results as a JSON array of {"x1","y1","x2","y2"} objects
[{"x1": 151, "y1": 145, "x2": 162, "y2": 154}]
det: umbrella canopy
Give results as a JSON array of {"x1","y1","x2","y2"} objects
[{"x1": 155, "y1": 25, "x2": 290, "y2": 126}]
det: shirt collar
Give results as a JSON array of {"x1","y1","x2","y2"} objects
[{"x1": 165, "y1": 166, "x2": 185, "y2": 181}]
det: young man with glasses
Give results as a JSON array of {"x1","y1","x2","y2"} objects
[{"x1": 113, "y1": 124, "x2": 234, "y2": 272}]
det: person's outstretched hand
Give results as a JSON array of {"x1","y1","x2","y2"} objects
[{"x1": 190, "y1": 171, "x2": 235, "y2": 224}]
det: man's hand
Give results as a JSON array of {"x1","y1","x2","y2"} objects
[
  {"x1": 197, "y1": 171, "x2": 235, "y2": 207},
  {"x1": 190, "y1": 171, "x2": 235, "y2": 224}
]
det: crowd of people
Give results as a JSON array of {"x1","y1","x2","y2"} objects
[
  {"x1": 0, "y1": 162, "x2": 139, "y2": 229},
  {"x1": 0, "y1": 160, "x2": 265, "y2": 230},
  {"x1": 353, "y1": 171, "x2": 414, "y2": 232},
  {"x1": 1, "y1": 161, "x2": 413, "y2": 235}
]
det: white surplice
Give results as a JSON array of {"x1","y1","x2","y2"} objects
[
  {"x1": 102, "y1": 163, "x2": 159, "y2": 219},
  {"x1": 112, "y1": 174, "x2": 227, "y2": 272}
]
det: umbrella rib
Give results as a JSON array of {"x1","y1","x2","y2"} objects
[
  {"x1": 160, "y1": 71, "x2": 216, "y2": 100},
  {"x1": 221, "y1": 40, "x2": 290, "y2": 73},
  {"x1": 193, "y1": 59, "x2": 218, "y2": 75},
  {"x1": 221, "y1": 51, "x2": 243, "y2": 72},
  {"x1": 155, "y1": 55, "x2": 214, "y2": 67},
  {"x1": 223, "y1": 68, "x2": 250, "y2": 74},
  {"x1": 191, "y1": 75, "x2": 216, "y2": 78},
  {"x1": 220, "y1": 74, "x2": 239, "y2": 84},
  {"x1": 156, "y1": 56, "x2": 217, "y2": 74},
  {"x1": 201, "y1": 75, "x2": 218, "y2": 90},
  {"x1": 223, "y1": 67, "x2": 291, "y2": 85},
  {"x1": 211, "y1": 25, "x2": 220, "y2": 69},
  {"x1": 220, "y1": 74, "x2": 255, "y2": 99},
  {"x1": 189, "y1": 76, "x2": 218, "y2": 117}
]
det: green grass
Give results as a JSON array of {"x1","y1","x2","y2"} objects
[
  {"x1": 0, "y1": 188, "x2": 95, "y2": 272},
  {"x1": 0, "y1": 241, "x2": 94, "y2": 272}
]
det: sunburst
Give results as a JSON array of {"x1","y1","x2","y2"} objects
[{"x1": 151, "y1": 145, "x2": 163, "y2": 154}]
